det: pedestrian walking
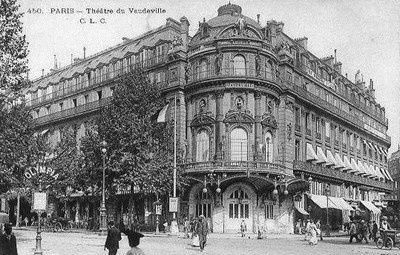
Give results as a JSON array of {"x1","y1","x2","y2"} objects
[
  {"x1": 184, "y1": 217, "x2": 190, "y2": 239},
  {"x1": 304, "y1": 219, "x2": 311, "y2": 241},
  {"x1": 372, "y1": 221, "x2": 378, "y2": 242},
  {"x1": 295, "y1": 219, "x2": 301, "y2": 235},
  {"x1": 240, "y1": 219, "x2": 247, "y2": 237},
  {"x1": 349, "y1": 221, "x2": 359, "y2": 243},
  {"x1": 308, "y1": 220, "x2": 318, "y2": 245},
  {"x1": 0, "y1": 223, "x2": 18, "y2": 255},
  {"x1": 315, "y1": 219, "x2": 323, "y2": 241},
  {"x1": 360, "y1": 220, "x2": 369, "y2": 244},
  {"x1": 104, "y1": 221, "x2": 122, "y2": 255},
  {"x1": 196, "y1": 215, "x2": 209, "y2": 252},
  {"x1": 124, "y1": 229, "x2": 145, "y2": 255}
]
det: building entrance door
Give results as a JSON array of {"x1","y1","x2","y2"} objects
[{"x1": 224, "y1": 188, "x2": 252, "y2": 232}]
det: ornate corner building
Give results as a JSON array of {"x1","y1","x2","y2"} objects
[{"x1": 24, "y1": 3, "x2": 393, "y2": 233}]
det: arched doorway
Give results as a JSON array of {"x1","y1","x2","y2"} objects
[
  {"x1": 188, "y1": 183, "x2": 214, "y2": 231},
  {"x1": 223, "y1": 183, "x2": 256, "y2": 233}
]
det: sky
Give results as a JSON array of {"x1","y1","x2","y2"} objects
[{"x1": 19, "y1": 0, "x2": 400, "y2": 154}]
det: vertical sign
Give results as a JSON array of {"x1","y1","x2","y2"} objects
[
  {"x1": 169, "y1": 197, "x2": 178, "y2": 212},
  {"x1": 155, "y1": 204, "x2": 162, "y2": 215},
  {"x1": 33, "y1": 192, "x2": 47, "y2": 211}
]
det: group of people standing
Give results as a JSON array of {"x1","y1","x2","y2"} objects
[{"x1": 104, "y1": 220, "x2": 145, "y2": 255}]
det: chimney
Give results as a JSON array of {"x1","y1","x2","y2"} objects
[
  {"x1": 83, "y1": 47, "x2": 86, "y2": 59},
  {"x1": 322, "y1": 55, "x2": 334, "y2": 67},
  {"x1": 257, "y1": 14, "x2": 260, "y2": 24},
  {"x1": 294, "y1": 37, "x2": 308, "y2": 50},
  {"x1": 334, "y1": 49, "x2": 337, "y2": 64},
  {"x1": 369, "y1": 79, "x2": 375, "y2": 98},
  {"x1": 180, "y1": 16, "x2": 190, "y2": 48},
  {"x1": 41, "y1": 69, "x2": 44, "y2": 77},
  {"x1": 266, "y1": 20, "x2": 278, "y2": 45},
  {"x1": 54, "y1": 55, "x2": 58, "y2": 69},
  {"x1": 277, "y1": 21, "x2": 284, "y2": 32},
  {"x1": 334, "y1": 62, "x2": 342, "y2": 74},
  {"x1": 71, "y1": 54, "x2": 73, "y2": 65}
]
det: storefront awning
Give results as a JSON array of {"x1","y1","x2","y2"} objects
[
  {"x1": 306, "y1": 143, "x2": 318, "y2": 162},
  {"x1": 309, "y1": 194, "x2": 341, "y2": 210},
  {"x1": 326, "y1": 150, "x2": 341, "y2": 169},
  {"x1": 360, "y1": 200, "x2": 381, "y2": 214},
  {"x1": 329, "y1": 197, "x2": 354, "y2": 211},
  {"x1": 316, "y1": 147, "x2": 328, "y2": 164},
  {"x1": 295, "y1": 204, "x2": 309, "y2": 215}
]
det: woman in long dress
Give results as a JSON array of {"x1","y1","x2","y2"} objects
[{"x1": 309, "y1": 220, "x2": 318, "y2": 245}]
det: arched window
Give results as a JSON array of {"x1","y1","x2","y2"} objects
[
  {"x1": 199, "y1": 59, "x2": 208, "y2": 79},
  {"x1": 196, "y1": 130, "x2": 209, "y2": 162},
  {"x1": 231, "y1": 128, "x2": 248, "y2": 161},
  {"x1": 233, "y1": 55, "x2": 246, "y2": 75},
  {"x1": 265, "y1": 60, "x2": 273, "y2": 80},
  {"x1": 265, "y1": 132, "x2": 273, "y2": 162}
]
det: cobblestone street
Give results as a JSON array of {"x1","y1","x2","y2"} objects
[{"x1": 14, "y1": 229, "x2": 400, "y2": 255}]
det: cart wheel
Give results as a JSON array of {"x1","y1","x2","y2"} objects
[
  {"x1": 386, "y1": 237, "x2": 393, "y2": 250},
  {"x1": 377, "y1": 238, "x2": 384, "y2": 249},
  {"x1": 55, "y1": 222, "x2": 63, "y2": 232}
]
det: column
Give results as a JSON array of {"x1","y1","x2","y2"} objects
[
  {"x1": 254, "y1": 91, "x2": 262, "y2": 161},
  {"x1": 215, "y1": 90, "x2": 224, "y2": 160}
]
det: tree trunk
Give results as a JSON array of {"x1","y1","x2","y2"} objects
[
  {"x1": 16, "y1": 191, "x2": 20, "y2": 227},
  {"x1": 128, "y1": 183, "x2": 135, "y2": 229}
]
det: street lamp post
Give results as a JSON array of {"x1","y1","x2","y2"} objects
[
  {"x1": 325, "y1": 184, "x2": 331, "y2": 236},
  {"x1": 34, "y1": 181, "x2": 43, "y2": 255},
  {"x1": 99, "y1": 140, "x2": 107, "y2": 234}
]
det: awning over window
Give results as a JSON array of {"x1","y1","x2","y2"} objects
[
  {"x1": 382, "y1": 168, "x2": 393, "y2": 182},
  {"x1": 380, "y1": 168, "x2": 389, "y2": 180},
  {"x1": 349, "y1": 158, "x2": 361, "y2": 174},
  {"x1": 363, "y1": 139, "x2": 371, "y2": 149},
  {"x1": 343, "y1": 156, "x2": 353, "y2": 171},
  {"x1": 372, "y1": 165, "x2": 384, "y2": 180},
  {"x1": 335, "y1": 153, "x2": 347, "y2": 170},
  {"x1": 360, "y1": 200, "x2": 381, "y2": 214},
  {"x1": 326, "y1": 150, "x2": 341, "y2": 169},
  {"x1": 40, "y1": 129, "x2": 49, "y2": 135},
  {"x1": 294, "y1": 204, "x2": 309, "y2": 215},
  {"x1": 362, "y1": 162, "x2": 373, "y2": 178},
  {"x1": 306, "y1": 143, "x2": 319, "y2": 162},
  {"x1": 316, "y1": 147, "x2": 328, "y2": 164},
  {"x1": 357, "y1": 161, "x2": 368, "y2": 176},
  {"x1": 309, "y1": 194, "x2": 341, "y2": 210},
  {"x1": 367, "y1": 142, "x2": 375, "y2": 151},
  {"x1": 329, "y1": 197, "x2": 354, "y2": 211},
  {"x1": 373, "y1": 144, "x2": 380, "y2": 153},
  {"x1": 382, "y1": 149, "x2": 388, "y2": 156}
]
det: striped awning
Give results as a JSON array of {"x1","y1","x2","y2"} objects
[
  {"x1": 316, "y1": 147, "x2": 329, "y2": 164},
  {"x1": 306, "y1": 143, "x2": 319, "y2": 162},
  {"x1": 326, "y1": 150, "x2": 341, "y2": 169}
]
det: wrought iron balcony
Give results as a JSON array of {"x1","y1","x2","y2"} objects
[
  {"x1": 295, "y1": 124, "x2": 301, "y2": 132},
  {"x1": 182, "y1": 161, "x2": 286, "y2": 175},
  {"x1": 34, "y1": 97, "x2": 112, "y2": 126},
  {"x1": 293, "y1": 160, "x2": 393, "y2": 192},
  {"x1": 325, "y1": 137, "x2": 331, "y2": 144},
  {"x1": 316, "y1": 132, "x2": 322, "y2": 140},
  {"x1": 188, "y1": 67, "x2": 279, "y2": 85}
]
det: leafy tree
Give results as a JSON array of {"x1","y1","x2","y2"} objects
[
  {"x1": 0, "y1": 104, "x2": 48, "y2": 193},
  {"x1": 0, "y1": 0, "x2": 29, "y2": 99},
  {"x1": 78, "y1": 68, "x2": 188, "y2": 222}
]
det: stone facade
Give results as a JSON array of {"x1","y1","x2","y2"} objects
[{"x1": 24, "y1": 3, "x2": 393, "y2": 233}]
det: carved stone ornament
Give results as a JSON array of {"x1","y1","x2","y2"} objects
[
  {"x1": 261, "y1": 114, "x2": 277, "y2": 129},
  {"x1": 223, "y1": 111, "x2": 254, "y2": 124},
  {"x1": 172, "y1": 35, "x2": 183, "y2": 47},
  {"x1": 199, "y1": 99, "x2": 207, "y2": 112},
  {"x1": 235, "y1": 96, "x2": 244, "y2": 110},
  {"x1": 235, "y1": 16, "x2": 247, "y2": 36},
  {"x1": 191, "y1": 114, "x2": 215, "y2": 127},
  {"x1": 285, "y1": 100, "x2": 294, "y2": 111},
  {"x1": 287, "y1": 123, "x2": 293, "y2": 141}
]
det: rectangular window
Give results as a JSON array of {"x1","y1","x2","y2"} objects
[
  {"x1": 266, "y1": 204, "x2": 273, "y2": 219},
  {"x1": 295, "y1": 108, "x2": 301, "y2": 125},
  {"x1": 73, "y1": 98, "x2": 77, "y2": 107},
  {"x1": 97, "y1": 90, "x2": 102, "y2": 100},
  {"x1": 325, "y1": 121, "x2": 330, "y2": 138},
  {"x1": 59, "y1": 102, "x2": 64, "y2": 111},
  {"x1": 295, "y1": 140, "x2": 300, "y2": 161},
  {"x1": 84, "y1": 95, "x2": 89, "y2": 104}
]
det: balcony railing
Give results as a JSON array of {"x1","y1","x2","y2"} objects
[
  {"x1": 189, "y1": 67, "x2": 279, "y2": 84},
  {"x1": 295, "y1": 124, "x2": 301, "y2": 132},
  {"x1": 182, "y1": 161, "x2": 286, "y2": 175},
  {"x1": 316, "y1": 132, "x2": 322, "y2": 140},
  {"x1": 290, "y1": 85, "x2": 390, "y2": 144},
  {"x1": 34, "y1": 97, "x2": 112, "y2": 126},
  {"x1": 298, "y1": 65, "x2": 387, "y2": 125},
  {"x1": 293, "y1": 161, "x2": 393, "y2": 191},
  {"x1": 325, "y1": 137, "x2": 331, "y2": 144},
  {"x1": 28, "y1": 55, "x2": 168, "y2": 107}
]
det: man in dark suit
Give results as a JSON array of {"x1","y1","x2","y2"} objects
[
  {"x1": 104, "y1": 221, "x2": 122, "y2": 255},
  {"x1": 196, "y1": 215, "x2": 209, "y2": 252},
  {"x1": 0, "y1": 223, "x2": 18, "y2": 255}
]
